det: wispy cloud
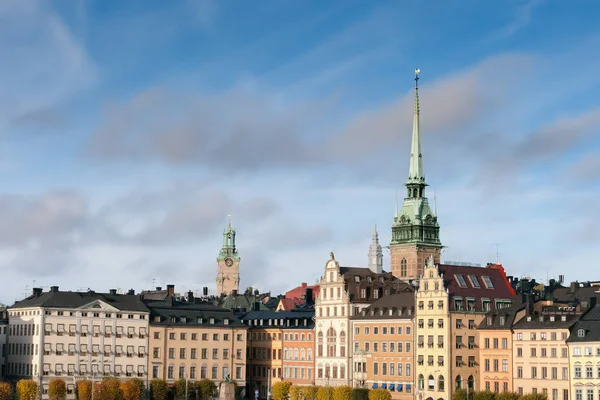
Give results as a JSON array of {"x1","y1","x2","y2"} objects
[{"x1": 492, "y1": 0, "x2": 546, "y2": 39}]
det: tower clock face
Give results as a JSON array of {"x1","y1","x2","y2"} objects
[{"x1": 225, "y1": 258, "x2": 233, "y2": 267}]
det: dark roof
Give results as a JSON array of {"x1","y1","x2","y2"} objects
[
  {"x1": 219, "y1": 293, "x2": 269, "y2": 312},
  {"x1": 140, "y1": 290, "x2": 170, "y2": 301},
  {"x1": 567, "y1": 303, "x2": 600, "y2": 343},
  {"x1": 512, "y1": 312, "x2": 580, "y2": 330},
  {"x1": 552, "y1": 283, "x2": 600, "y2": 306},
  {"x1": 10, "y1": 290, "x2": 149, "y2": 312},
  {"x1": 351, "y1": 292, "x2": 415, "y2": 320},
  {"x1": 339, "y1": 266, "x2": 414, "y2": 304},
  {"x1": 239, "y1": 309, "x2": 315, "y2": 329},
  {"x1": 477, "y1": 303, "x2": 525, "y2": 330},
  {"x1": 145, "y1": 298, "x2": 245, "y2": 328},
  {"x1": 437, "y1": 263, "x2": 515, "y2": 313}
]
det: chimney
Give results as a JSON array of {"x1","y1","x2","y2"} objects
[
  {"x1": 32, "y1": 288, "x2": 43, "y2": 297},
  {"x1": 127, "y1": 289, "x2": 135, "y2": 295},
  {"x1": 568, "y1": 282, "x2": 578, "y2": 294},
  {"x1": 301, "y1": 282, "x2": 307, "y2": 288},
  {"x1": 254, "y1": 289, "x2": 259, "y2": 296},
  {"x1": 526, "y1": 293, "x2": 535, "y2": 315},
  {"x1": 232, "y1": 290, "x2": 238, "y2": 296},
  {"x1": 187, "y1": 291, "x2": 194, "y2": 302},
  {"x1": 50, "y1": 286, "x2": 59, "y2": 293},
  {"x1": 305, "y1": 288, "x2": 314, "y2": 305},
  {"x1": 203, "y1": 287, "x2": 208, "y2": 296},
  {"x1": 559, "y1": 275, "x2": 564, "y2": 284},
  {"x1": 109, "y1": 289, "x2": 117, "y2": 295},
  {"x1": 253, "y1": 302, "x2": 260, "y2": 311},
  {"x1": 167, "y1": 284, "x2": 175, "y2": 297},
  {"x1": 156, "y1": 287, "x2": 162, "y2": 291},
  {"x1": 589, "y1": 297, "x2": 598, "y2": 309}
]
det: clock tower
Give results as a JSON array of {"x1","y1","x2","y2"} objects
[{"x1": 216, "y1": 216, "x2": 240, "y2": 296}]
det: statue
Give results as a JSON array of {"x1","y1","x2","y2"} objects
[
  {"x1": 224, "y1": 373, "x2": 233, "y2": 384},
  {"x1": 219, "y1": 374, "x2": 236, "y2": 400},
  {"x1": 330, "y1": 251, "x2": 335, "y2": 260}
]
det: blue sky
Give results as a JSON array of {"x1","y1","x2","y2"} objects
[{"x1": 1, "y1": 0, "x2": 600, "y2": 303}]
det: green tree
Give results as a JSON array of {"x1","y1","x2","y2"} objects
[
  {"x1": 195, "y1": 380, "x2": 217, "y2": 400},
  {"x1": 333, "y1": 387, "x2": 353, "y2": 400},
  {"x1": 150, "y1": 380, "x2": 169, "y2": 400},
  {"x1": 317, "y1": 387, "x2": 333, "y2": 400},
  {"x1": 520, "y1": 394, "x2": 548, "y2": 400},
  {"x1": 16, "y1": 380, "x2": 39, "y2": 400},
  {"x1": 497, "y1": 393, "x2": 520, "y2": 400},
  {"x1": 453, "y1": 389, "x2": 468, "y2": 400},
  {"x1": 174, "y1": 379, "x2": 187, "y2": 399},
  {"x1": 0, "y1": 382, "x2": 13, "y2": 400},
  {"x1": 351, "y1": 389, "x2": 369, "y2": 400},
  {"x1": 474, "y1": 391, "x2": 497, "y2": 400},
  {"x1": 301, "y1": 386, "x2": 319, "y2": 400},
  {"x1": 367, "y1": 389, "x2": 390, "y2": 400},
  {"x1": 48, "y1": 379, "x2": 67, "y2": 400},
  {"x1": 272, "y1": 382, "x2": 292, "y2": 400},
  {"x1": 77, "y1": 380, "x2": 93, "y2": 400}
]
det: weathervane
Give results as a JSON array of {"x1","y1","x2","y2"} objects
[
  {"x1": 415, "y1": 68, "x2": 420, "y2": 88},
  {"x1": 227, "y1": 214, "x2": 232, "y2": 228}
]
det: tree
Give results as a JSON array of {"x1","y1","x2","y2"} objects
[
  {"x1": 290, "y1": 386, "x2": 301, "y2": 400},
  {"x1": 520, "y1": 394, "x2": 548, "y2": 400},
  {"x1": 150, "y1": 380, "x2": 169, "y2": 400},
  {"x1": 367, "y1": 389, "x2": 390, "y2": 400},
  {"x1": 474, "y1": 391, "x2": 497, "y2": 400},
  {"x1": 317, "y1": 387, "x2": 333, "y2": 400},
  {"x1": 94, "y1": 378, "x2": 121, "y2": 400},
  {"x1": 351, "y1": 389, "x2": 369, "y2": 400},
  {"x1": 49, "y1": 379, "x2": 67, "y2": 400},
  {"x1": 174, "y1": 379, "x2": 187, "y2": 399},
  {"x1": 333, "y1": 387, "x2": 353, "y2": 400},
  {"x1": 17, "y1": 379, "x2": 39, "y2": 400},
  {"x1": 120, "y1": 380, "x2": 143, "y2": 400},
  {"x1": 301, "y1": 386, "x2": 319, "y2": 400},
  {"x1": 77, "y1": 380, "x2": 93, "y2": 400},
  {"x1": 0, "y1": 382, "x2": 13, "y2": 400},
  {"x1": 195, "y1": 380, "x2": 217, "y2": 400},
  {"x1": 453, "y1": 389, "x2": 468, "y2": 400},
  {"x1": 497, "y1": 393, "x2": 520, "y2": 400},
  {"x1": 271, "y1": 382, "x2": 292, "y2": 400}
]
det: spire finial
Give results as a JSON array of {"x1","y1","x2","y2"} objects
[
  {"x1": 227, "y1": 214, "x2": 232, "y2": 228},
  {"x1": 415, "y1": 68, "x2": 420, "y2": 89},
  {"x1": 433, "y1": 189, "x2": 437, "y2": 216},
  {"x1": 407, "y1": 69, "x2": 424, "y2": 184},
  {"x1": 394, "y1": 189, "x2": 399, "y2": 218}
]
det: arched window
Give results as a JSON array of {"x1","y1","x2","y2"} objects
[
  {"x1": 307, "y1": 348, "x2": 313, "y2": 360},
  {"x1": 294, "y1": 348, "x2": 299, "y2": 360},
  {"x1": 327, "y1": 328, "x2": 337, "y2": 357},
  {"x1": 468, "y1": 375, "x2": 474, "y2": 390},
  {"x1": 428, "y1": 375, "x2": 435, "y2": 390},
  {"x1": 340, "y1": 331, "x2": 346, "y2": 357},
  {"x1": 300, "y1": 348, "x2": 306, "y2": 360},
  {"x1": 325, "y1": 364, "x2": 331, "y2": 379},
  {"x1": 438, "y1": 375, "x2": 445, "y2": 392},
  {"x1": 418, "y1": 374, "x2": 424, "y2": 390},
  {"x1": 401, "y1": 258, "x2": 407, "y2": 277},
  {"x1": 317, "y1": 331, "x2": 324, "y2": 357},
  {"x1": 284, "y1": 348, "x2": 289, "y2": 360},
  {"x1": 455, "y1": 375, "x2": 462, "y2": 389}
]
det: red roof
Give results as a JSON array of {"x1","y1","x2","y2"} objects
[
  {"x1": 278, "y1": 298, "x2": 303, "y2": 310},
  {"x1": 285, "y1": 282, "x2": 320, "y2": 299},
  {"x1": 437, "y1": 263, "x2": 516, "y2": 312}
]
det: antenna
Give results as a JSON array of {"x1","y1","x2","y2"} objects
[
  {"x1": 490, "y1": 243, "x2": 502, "y2": 264},
  {"x1": 152, "y1": 278, "x2": 156, "y2": 288}
]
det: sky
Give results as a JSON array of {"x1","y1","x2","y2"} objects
[{"x1": 1, "y1": 0, "x2": 600, "y2": 304}]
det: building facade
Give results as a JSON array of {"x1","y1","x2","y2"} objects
[
  {"x1": 281, "y1": 309, "x2": 315, "y2": 386},
  {"x1": 1, "y1": 307, "x2": 7, "y2": 377},
  {"x1": 6, "y1": 287, "x2": 149, "y2": 399},
  {"x1": 351, "y1": 293, "x2": 414, "y2": 400},
  {"x1": 567, "y1": 301, "x2": 600, "y2": 400},
  {"x1": 389, "y1": 71, "x2": 441, "y2": 282},
  {"x1": 144, "y1": 292, "x2": 247, "y2": 390},
  {"x1": 216, "y1": 218, "x2": 241, "y2": 296}
]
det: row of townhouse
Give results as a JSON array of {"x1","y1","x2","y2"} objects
[{"x1": 2, "y1": 285, "x2": 248, "y2": 399}]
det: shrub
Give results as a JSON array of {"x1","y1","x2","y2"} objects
[
  {"x1": 94, "y1": 378, "x2": 121, "y2": 400},
  {"x1": 474, "y1": 391, "x2": 497, "y2": 400},
  {"x1": 174, "y1": 379, "x2": 188, "y2": 399},
  {"x1": 49, "y1": 379, "x2": 67, "y2": 400},
  {"x1": 150, "y1": 380, "x2": 169, "y2": 400},
  {"x1": 120, "y1": 380, "x2": 144, "y2": 400},
  {"x1": 367, "y1": 389, "x2": 390, "y2": 400},
  {"x1": 497, "y1": 393, "x2": 520, "y2": 400},
  {"x1": 333, "y1": 387, "x2": 353, "y2": 400},
  {"x1": 0, "y1": 382, "x2": 13, "y2": 400},
  {"x1": 290, "y1": 386, "x2": 301, "y2": 400},
  {"x1": 301, "y1": 386, "x2": 319, "y2": 400},
  {"x1": 351, "y1": 389, "x2": 369, "y2": 400},
  {"x1": 453, "y1": 389, "x2": 468, "y2": 400},
  {"x1": 195, "y1": 380, "x2": 217, "y2": 400},
  {"x1": 272, "y1": 382, "x2": 292, "y2": 400},
  {"x1": 77, "y1": 381, "x2": 93, "y2": 400},
  {"x1": 520, "y1": 394, "x2": 548, "y2": 400},
  {"x1": 17, "y1": 380, "x2": 39, "y2": 400},
  {"x1": 317, "y1": 387, "x2": 333, "y2": 400}
]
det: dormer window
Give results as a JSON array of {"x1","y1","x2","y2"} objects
[
  {"x1": 468, "y1": 275, "x2": 481, "y2": 288},
  {"x1": 550, "y1": 316, "x2": 555, "y2": 321},
  {"x1": 561, "y1": 316, "x2": 566, "y2": 322},
  {"x1": 354, "y1": 276, "x2": 360, "y2": 283},
  {"x1": 224, "y1": 319, "x2": 229, "y2": 325},
  {"x1": 367, "y1": 277, "x2": 372, "y2": 283},
  {"x1": 455, "y1": 275, "x2": 467, "y2": 288},
  {"x1": 209, "y1": 318, "x2": 215, "y2": 324},
  {"x1": 499, "y1": 316, "x2": 506, "y2": 326},
  {"x1": 487, "y1": 316, "x2": 492, "y2": 325},
  {"x1": 482, "y1": 276, "x2": 494, "y2": 289},
  {"x1": 527, "y1": 316, "x2": 532, "y2": 322},
  {"x1": 578, "y1": 329, "x2": 585, "y2": 338}
]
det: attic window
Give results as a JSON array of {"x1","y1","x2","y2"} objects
[
  {"x1": 181, "y1": 317, "x2": 187, "y2": 323},
  {"x1": 209, "y1": 318, "x2": 215, "y2": 324},
  {"x1": 197, "y1": 318, "x2": 203, "y2": 324},
  {"x1": 468, "y1": 275, "x2": 481, "y2": 288},
  {"x1": 487, "y1": 316, "x2": 492, "y2": 325},
  {"x1": 482, "y1": 276, "x2": 494, "y2": 289},
  {"x1": 389, "y1": 309, "x2": 393, "y2": 316},
  {"x1": 354, "y1": 276, "x2": 360, "y2": 283},
  {"x1": 527, "y1": 316, "x2": 532, "y2": 322},
  {"x1": 154, "y1": 316, "x2": 160, "y2": 322},
  {"x1": 224, "y1": 319, "x2": 229, "y2": 325},
  {"x1": 561, "y1": 316, "x2": 566, "y2": 322},
  {"x1": 379, "y1": 277, "x2": 384, "y2": 283},
  {"x1": 550, "y1": 316, "x2": 555, "y2": 322},
  {"x1": 455, "y1": 275, "x2": 467, "y2": 288},
  {"x1": 578, "y1": 329, "x2": 585, "y2": 338},
  {"x1": 367, "y1": 277, "x2": 372, "y2": 283},
  {"x1": 379, "y1": 309, "x2": 384, "y2": 316},
  {"x1": 499, "y1": 316, "x2": 506, "y2": 325}
]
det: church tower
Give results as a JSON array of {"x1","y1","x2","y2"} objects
[
  {"x1": 216, "y1": 216, "x2": 240, "y2": 296},
  {"x1": 389, "y1": 70, "x2": 442, "y2": 281},
  {"x1": 368, "y1": 225, "x2": 383, "y2": 274}
]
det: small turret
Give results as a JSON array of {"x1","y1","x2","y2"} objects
[{"x1": 368, "y1": 225, "x2": 383, "y2": 274}]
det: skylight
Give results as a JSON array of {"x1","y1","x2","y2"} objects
[
  {"x1": 482, "y1": 276, "x2": 494, "y2": 289},
  {"x1": 468, "y1": 275, "x2": 481, "y2": 288},
  {"x1": 455, "y1": 274, "x2": 467, "y2": 288}
]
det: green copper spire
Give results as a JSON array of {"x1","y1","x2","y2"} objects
[
  {"x1": 218, "y1": 215, "x2": 240, "y2": 260},
  {"x1": 407, "y1": 69, "x2": 424, "y2": 185}
]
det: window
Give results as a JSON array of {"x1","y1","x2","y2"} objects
[
  {"x1": 455, "y1": 275, "x2": 467, "y2": 287},
  {"x1": 579, "y1": 329, "x2": 586, "y2": 338},
  {"x1": 502, "y1": 359, "x2": 508, "y2": 372},
  {"x1": 468, "y1": 275, "x2": 481, "y2": 288},
  {"x1": 482, "y1": 276, "x2": 494, "y2": 288}
]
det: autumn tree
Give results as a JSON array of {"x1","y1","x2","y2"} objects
[
  {"x1": 333, "y1": 386, "x2": 353, "y2": 400},
  {"x1": 301, "y1": 386, "x2": 319, "y2": 400},
  {"x1": 367, "y1": 389, "x2": 390, "y2": 400},
  {"x1": 120, "y1": 380, "x2": 143, "y2": 400},
  {"x1": 272, "y1": 382, "x2": 292, "y2": 400},
  {"x1": 474, "y1": 391, "x2": 497, "y2": 400},
  {"x1": 150, "y1": 380, "x2": 169, "y2": 400},
  {"x1": 0, "y1": 382, "x2": 13, "y2": 400},
  {"x1": 48, "y1": 379, "x2": 67, "y2": 400},
  {"x1": 453, "y1": 389, "x2": 468, "y2": 400},
  {"x1": 94, "y1": 378, "x2": 121, "y2": 400},
  {"x1": 195, "y1": 380, "x2": 217, "y2": 400},
  {"x1": 317, "y1": 387, "x2": 333, "y2": 400},
  {"x1": 497, "y1": 393, "x2": 520, "y2": 400},
  {"x1": 519, "y1": 394, "x2": 548, "y2": 400},
  {"x1": 351, "y1": 389, "x2": 369, "y2": 400},
  {"x1": 77, "y1": 380, "x2": 93, "y2": 400},
  {"x1": 174, "y1": 379, "x2": 188, "y2": 399},
  {"x1": 290, "y1": 386, "x2": 301, "y2": 400},
  {"x1": 17, "y1": 379, "x2": 39, "y2": 400}
]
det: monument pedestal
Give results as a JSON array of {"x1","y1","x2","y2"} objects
[{"x1": 219, "y1": 383, "x2": 236, "y2": 400}]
